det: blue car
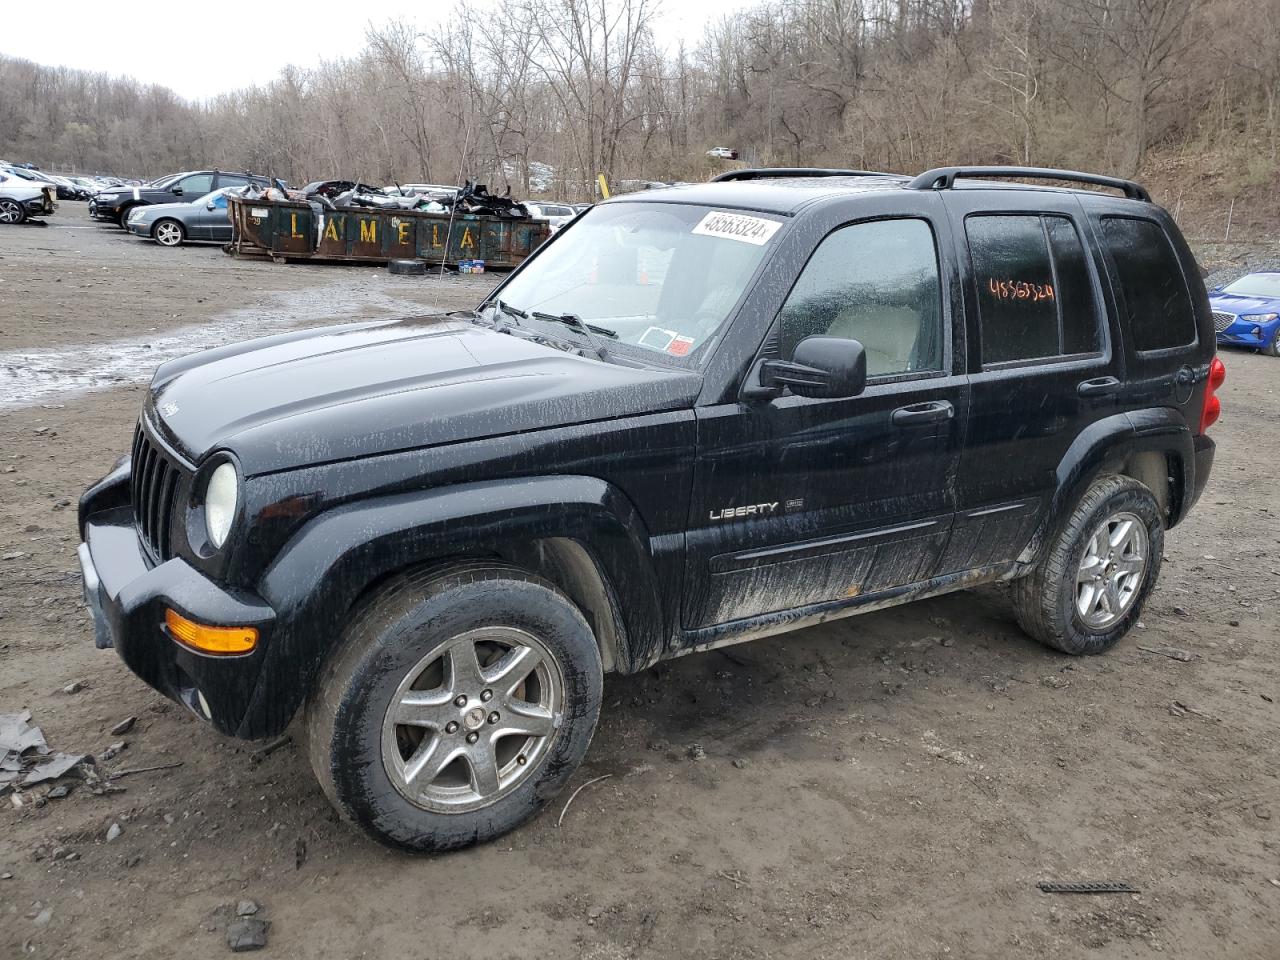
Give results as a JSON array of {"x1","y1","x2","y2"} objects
[{"x1": 1210, "y1": 272, "x2": 1280, "y2": 355}]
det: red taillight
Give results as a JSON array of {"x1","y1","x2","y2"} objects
[{"x1": 1199, "y1": 355, "x2": 1226, "y2": 433}]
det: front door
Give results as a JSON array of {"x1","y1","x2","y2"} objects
[{"x1": 684, "y1": 208, "x2": 967, "y2": 629}]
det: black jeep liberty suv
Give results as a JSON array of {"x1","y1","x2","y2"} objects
[{"x1": 79, "y1": 166, "x2": 1222, "y2": 851}]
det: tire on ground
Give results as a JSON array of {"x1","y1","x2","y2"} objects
[
  {"x1": 1012, "y1": 474, "x2": 1164, "y2": 655},
  {"x1": 388, "y1": 259, "x2": 426, "y2": 275},
  {"x1": 305, "y1": 562, "x2": 603, "y2": 852}
]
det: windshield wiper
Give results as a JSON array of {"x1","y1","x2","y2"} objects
[
  {"x1": 487, "y1": 298, "x2": 529, "y2": 328},
  {"x1": 530, "y1": 311, "x2": 617, "y2": 359}
]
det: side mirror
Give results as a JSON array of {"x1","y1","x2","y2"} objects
[
  {"x1": 744, "y1": 336, "x2": 867, "y2": 400},
  {"x1": 206, "y1": 201, "x2": 217, "y2": 210},
  {"x1": 171, "y1": 186, "x2": 183, "y2": 196}
]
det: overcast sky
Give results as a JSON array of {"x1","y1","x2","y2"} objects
[{"x1": 7, "y1": 0, "x2": 749, "y2": 101}]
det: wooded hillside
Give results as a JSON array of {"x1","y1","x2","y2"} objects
[{"x1": 2, "y1": 0, "x2": 1276, "y2": 236}]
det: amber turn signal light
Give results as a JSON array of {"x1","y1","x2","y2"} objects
[{"x1": 164, "y1": 608, "x2": 258, "y2": 655}]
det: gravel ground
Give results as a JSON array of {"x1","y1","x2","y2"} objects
[{"x1": 1, "y1": 204, "x2": 1277, "y2": 960}]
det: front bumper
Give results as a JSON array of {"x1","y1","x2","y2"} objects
[
  {"x1": 89, "y1": 200, "x2": 124, "y2": 221},
  {"x1": 79, "y1": 466, "x2": 276, "y2": 738},
  {"x1": 125, "y1": 219, "x2": 152, "y2": 238},
  {"x1": 1216, "y1": 315, "x2": 1280, "y2": 348},
  {"x1": 24, "y1": 196, "x2": 55, "y2": 216}
]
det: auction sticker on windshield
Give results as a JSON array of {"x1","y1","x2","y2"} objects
[{"x1": 692, "y1": 211, "x2": 782, "y2": 246}]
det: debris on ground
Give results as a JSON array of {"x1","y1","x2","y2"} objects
[
  {"x1": 1037, "y1": 881, "x2": 1140, "y2": 894},
  {"x1": 687, "y1": 743, "x2": 707, "y2": 761},
  {"x1": 226, "y1": 917, "x2": 270, "y2": 952},
  {"x1": 22, "y1": 751, "x2": 87, "y2": 786},
  {"x1": 106, "y1": 822, "x2": 122, "y2": 842},
  {"x1": 1138, "y1": 645, "x2": 1194, "y2": 662},
  {"x1": 1, "y1": 711, "x2": 49, "y2": 790},
  {"x1": 110, "y1": 717, "x2": 137, "y2": 736},
  {"x1": 1170, "y1": 700, "x2": 1222, "y2": 722},
  {"x1": 236, "y1": 900, "x2": 259, "y2": 917},
  {"x1": 61, "y1": 681, "x2": 83, "y2": 694}
]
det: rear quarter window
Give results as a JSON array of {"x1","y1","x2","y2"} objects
[{"x1": 1100, "y1": 216, "x2": 1196, "y2": 352}]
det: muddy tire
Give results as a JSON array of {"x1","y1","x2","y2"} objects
[
  {"x1": 306, "y1": 562, "x2": 603, "y2": 852},
  {"x1": 1012, "y1": 475, "x2": 1164, "y2": 655}
]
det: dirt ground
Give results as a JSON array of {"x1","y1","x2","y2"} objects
[{"x1": 1, "y1": 205, "x2": 1277, "y2": 960}]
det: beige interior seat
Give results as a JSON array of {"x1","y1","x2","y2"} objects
[{"x1": 826, "y1": 305, "x2": 921, "y2": 375}]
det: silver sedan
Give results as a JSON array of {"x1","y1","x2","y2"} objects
[{"x1": 125, "y1": 188, "x2": 236, "y2": 246}]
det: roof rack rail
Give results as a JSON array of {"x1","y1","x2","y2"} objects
[
  {"x1": 907, "y1": 166, "x2": 1151, "y2": 203},
  {"x1": 711, "y1": 167, "x2": 894, "y2": 183}
]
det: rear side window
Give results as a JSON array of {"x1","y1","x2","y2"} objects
[
  {"x1": 966, "y1": 214, "x2": 1102, "y2": 365},
  {"x1": 1100, "y1": 216, "x2": 1196, "y2": 352}
]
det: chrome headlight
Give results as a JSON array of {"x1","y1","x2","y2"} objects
[
  {"x1": 204, "y1": 462, "x2": 239, "y2": 549},
  {"x1": 98, "y1": 192, "x2": 119, "y2": 201},
  {"x1": 1240, "y1": 313, "x2": 1278, "y2": 323}
]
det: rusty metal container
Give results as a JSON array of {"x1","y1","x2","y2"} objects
[{"x1": 227, "y1": 196, "x2": 549, "y2": 269}]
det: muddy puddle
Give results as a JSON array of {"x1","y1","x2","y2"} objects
[{"x1": 1, "y1": 285, "x2": 441, "y2": 409}]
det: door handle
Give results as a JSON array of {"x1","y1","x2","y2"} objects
[
  {"x1": 1077, "y1": 376, "x2": 1121, "y2": 398},
  {"x1": 891, "y1": 400, "x2": 954, "y2": 427}
]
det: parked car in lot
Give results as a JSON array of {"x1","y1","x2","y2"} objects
[
  {"x1": 523, "y1": 201, "x2": 576, "y2": 231},
  {"x1": 0, "y1": 171, "x2": 56, "y2": 223},
  {"x1": 91, "y1": 170, "x2": 273, "y2": 225},
  {"x1": 2, "y1": 164, "x2": 61, "y2": 196},
  {"x1": 706, "y1": 146, "x2": 739, "y2": 160},
  {"x1": 79, "y1": 165, "x2": 1221, "y2": 853},
  {"x1": 1210, "y1": 272, "x2": 1280, "y2": 355},
  {"x1": 125, "y1": 187, "x2": 238, "y2": 246}
]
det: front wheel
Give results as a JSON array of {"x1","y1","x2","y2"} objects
[
  {"x1": 0, "y1": 198, "x2": 26, "y2": 224},
  {"x1": 306, "y1": 563, "x2": 603, "y2": 852},
  {"x1": 152, "y1": 219, "x2": 185, "y2": 246},
  {"x1": 1012, "y1": 475, "x2": 1164, "y2": 655},
  {"x1": 1263, "y1": 328, "x2": 1280, "y2": 357}
]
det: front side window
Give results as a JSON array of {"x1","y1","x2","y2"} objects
[
  {"x1": 967, "y1": 214, "x2": 1102, "y2": 365},
  {"x1": 777, "y1": 218, "x2": 944, "y2": 377},
  {"x1": 217, "y1": 174, "x2": 251, "y2": 189},
  {"x1": 495, "y1": 203, "x2": 780, "y2": 364},
  {"x1": 1100, "y1": 216, "x2": 1195, "y2": 352}
]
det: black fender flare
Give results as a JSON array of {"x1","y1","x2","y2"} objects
[
  {"x1": 235, "y1": 475, "x2": 665, "y2": 738},
  {"x1": 1017, "y1": 409, "x2": 1195, "y2": 567}
]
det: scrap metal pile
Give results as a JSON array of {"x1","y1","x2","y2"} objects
[{"x1": 240, "y1": 178, "x2": 533, "y2": 218}]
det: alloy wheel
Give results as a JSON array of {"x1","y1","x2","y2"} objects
[
  {"x1": 1075, "y1": 511, "x2": 1148, "y2": 629},
  {"x1": 0, "y1": 199, "x2": 22, "y2": 224},
  {"x1": 381, "y1": 626, "x2": 563, "y2": 813},
  {"x1": 154, "y1": 221, "x2": 183, "y2": 246}
]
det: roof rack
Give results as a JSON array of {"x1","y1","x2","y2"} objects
[
  {"x1": 711, "y1": 167, "x2": 894, "y2": 183},
  {"x1": 907, "y1": 166, "x2": 1151, "y2": 203}
]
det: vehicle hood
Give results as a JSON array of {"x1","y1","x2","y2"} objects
[
  {"x1": 147, "y1": 317, "x2": 702, "y2": 475},
  {"x1": 1208, "y1": 293, "x2": 1280, "y2": 316}
]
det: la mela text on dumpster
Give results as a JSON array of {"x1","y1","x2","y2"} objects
[{"x1": 286, "y1": 213, "x2": 482, "y2": 250}]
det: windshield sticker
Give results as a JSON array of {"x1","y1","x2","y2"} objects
[
  {"x1": 692, "y1": 211, "x2": 782, "y2": 246},
  {"x1": 666, "y1": 335, "x2": 695, "y2": 357}
]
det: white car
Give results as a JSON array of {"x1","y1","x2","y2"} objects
[
  {"x1": 0, "y1": 171, "x2": 56, "y2": 223},
  {"x1": 523, "y1": 202, "x2": 576, "y2": 232},
  {"x1": 705, "y1": 147, "x2": 739, "y2": 160}
]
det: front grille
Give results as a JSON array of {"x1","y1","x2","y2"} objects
[
  {"x1": 130, "y1": 421, "x2": 183, "y2": 562},
  {"x1": 1213, "y1": 310, "x2": 1236, "y2": 334}
]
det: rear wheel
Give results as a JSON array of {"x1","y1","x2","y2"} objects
[
  {"x1": 1013, "y1": 475, "x2": 1163, "y2": 655},
  {"x1": 306, "y1": 563, "x2": 603, "y2": 852},
  {"x1": 0, "y1": 198, "x2": 26, "y2": 224},
  {"x1": 152, "y1": 219, "x2": 185, "y2": 246}
]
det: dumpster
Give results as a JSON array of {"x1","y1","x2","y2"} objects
[{"x1": 227, "y1": 196, "x2": 550, "y2": 269}]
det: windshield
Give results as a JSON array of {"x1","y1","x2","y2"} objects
[
  {"x1": 1222, "y1": 274, "x2": 1280, "y2": 300},
  {"x1": 494, "y1": 202, "x2": 781, "y2": 363}
]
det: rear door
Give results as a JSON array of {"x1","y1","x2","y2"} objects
[
  {"x1": 939, "y1": 190, "x2": 1121, "y2": 572},
  {"x1": 684, "y1": 194, "x2": 968, "y2": 628}
]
